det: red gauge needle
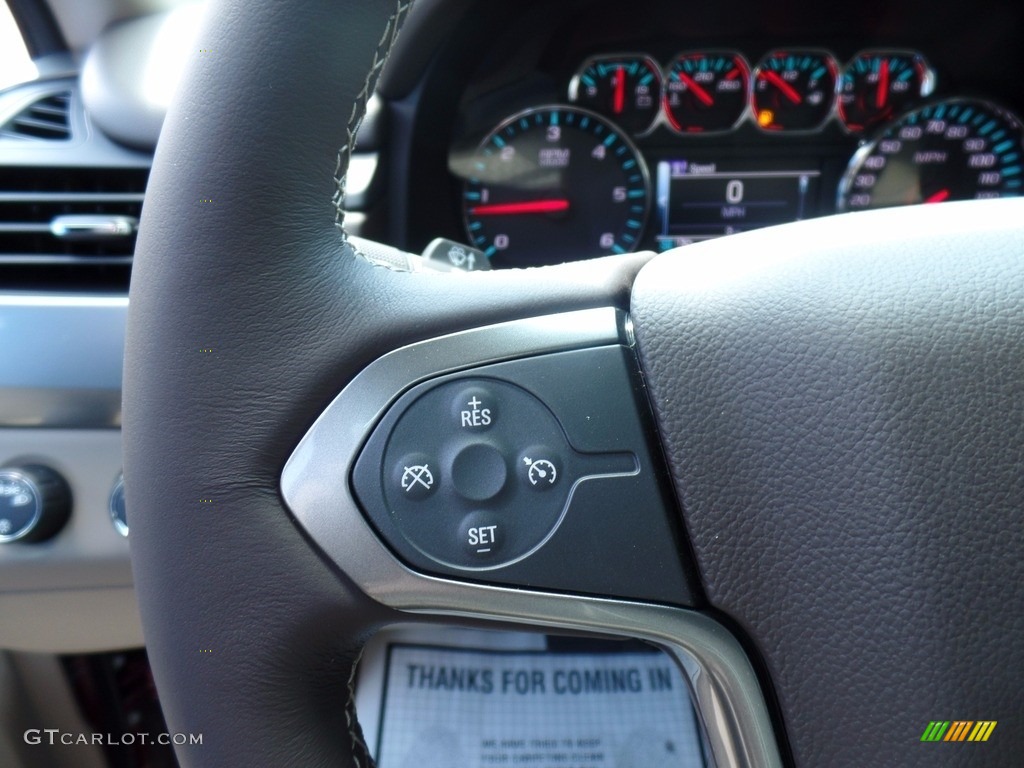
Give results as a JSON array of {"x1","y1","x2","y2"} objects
[
  {"x1": 677, "y1": 72, "x2": 714, "y2": 107},
  {"x1": 469, "y1": 199, "x2": 570, "y2": 216},
  {"x1": 924, "y1": 189, "x2": 951, "y2": 204},
  {"x1": 760, "y1": 70, "x2": 802, "y2": 104},
  {"x1": 876, "y1": 59, "x2": 890, "y2": 109},
  {"x1": 613, "y1": 66, "x2": 626, "y2": 115},
  {"x1": 662, "y1": 96, "x2": 684, "y2": 131}
]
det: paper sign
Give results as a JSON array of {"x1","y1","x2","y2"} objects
[{"x1": 374, "y1": 644, "x2": 706, "y2": 768}]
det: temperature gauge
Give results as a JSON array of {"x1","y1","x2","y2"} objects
[
  {"x1": 839, "y1": 50, "x2": 934, "y2": 132},
  {"x1": 664, "y1": 51, "x2": 750, "y2": 133},
  {"x1": 753, "y1": 50, "x2": 838, "y2": 132},
  {"x1": 569, "y1": 55, "x2": 662, "y2": 135}
]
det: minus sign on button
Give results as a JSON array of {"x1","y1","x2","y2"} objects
[{"x1": 477, "y1": 548, "x2": 491, "y2": 553}]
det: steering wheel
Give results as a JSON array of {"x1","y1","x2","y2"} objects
[{"x1": 123, "y1": 1, "x2": 1024, "y2": 766}]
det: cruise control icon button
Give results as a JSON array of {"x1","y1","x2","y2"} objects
[
  {"x1": 451, "y1": 443, "x2": 507, "y2": 502},
  {"x1": 520, "y1": 452, "x2": 560, "y2": 491},
  {"x1": 393, "y1": 453, "x2": 437, "y2": 500}
]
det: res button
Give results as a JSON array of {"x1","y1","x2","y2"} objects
[{"x1": 452, "y1": 386, "x2": 497, "y2": 430}]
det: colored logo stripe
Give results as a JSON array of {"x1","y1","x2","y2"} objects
[
  {"x1": 945, "y1": 721, "x2": 974, "y2": 741},
  {"x1": 969, "y1": 722, "x2": 997, "y2": 742},
  {"x1": 921, "y1": 721, "x2": 996, "y2": 742},
  {"x1": 921, "y1": 722, "x2": 950, "y2": 742}
]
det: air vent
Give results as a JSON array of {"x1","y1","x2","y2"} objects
[
  {"x1": 0, "y1": 166, "x2": 148, "y2": 291},
  {"x1": 0, "y1": 92, "x2": 72, "y2": 141}
]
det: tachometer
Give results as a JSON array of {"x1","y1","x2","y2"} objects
[
  {"x1": 838, "y1": 99, "x2": 1023, "y2": 211},
  {"x1": 753, "y1": 50, "x2": 838, "y2": 132},
  {"x1": 454, "y1": 106, "x2": 651, "y2": 267}
]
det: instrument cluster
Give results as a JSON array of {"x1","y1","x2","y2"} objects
[
  {"x1": 447, "y1": 45, "x2": 1024, "y2": 268},
  {"x1": 569, "y1": 49, "x2": 934, "y2": 136}
]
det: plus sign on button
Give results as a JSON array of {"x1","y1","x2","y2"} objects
[{"x1": 452, "y1": 386, "x2": 497, "y2": 430}]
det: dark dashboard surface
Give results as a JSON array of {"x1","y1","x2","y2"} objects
[{"x1": 393, "y1": 0, "x2": 1024, "y2": 267}]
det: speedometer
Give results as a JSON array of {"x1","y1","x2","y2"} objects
[
  {"x1": 838, "y1": 99, "x2": 1024, "y2": 210},
  {"x1": 454, "y1": 106, "x2": 650, "y2": 267}
]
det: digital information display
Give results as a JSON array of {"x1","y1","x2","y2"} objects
[
  {"x1": 656, "y1": 159, "x2": 821, "y2": 249},
  {"x1": 372, "y1": 644, "x2": 707, "y2": 768}
]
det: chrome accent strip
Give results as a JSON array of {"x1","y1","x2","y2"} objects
[
  {"x1": 109, "y1": 473, "x2": 128, "y2": 537},
  {"x1": 0, "y1": 295, "x2": 126, "y2": 428},
  {"x1": 50, "y1": 214, "x2": 138, "y2": 240},
  {"x1": 281, "y1": 308, "x2": 782, "y2": 768}
]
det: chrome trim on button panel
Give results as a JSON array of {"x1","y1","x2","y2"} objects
[
  {"x1": 0, "y1": 295, "x2": 126, "y2": 428},
  {"x1": 281, "y1": 307, "x2": 782, "y2": 768},
  {"x1": 0, "y1": 469, "x2": 43, "y2": 543}
]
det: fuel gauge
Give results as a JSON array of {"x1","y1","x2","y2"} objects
[
  {"x1": 753, "y1": 50, "x2": 838, "y2": 132},
  {"x1": 839, "y1": 50, "x2": 935, "y2": 133},
  {"x1": 569, "y1": 55, "x2": 662, "y2": 135}
]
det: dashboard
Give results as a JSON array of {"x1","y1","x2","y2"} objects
[{"x1": 394, "y1": 0, "x2": 1024, "y2": 268}]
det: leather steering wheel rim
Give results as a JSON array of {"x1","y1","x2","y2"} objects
[
  {"x1": 124, "y1": 1, "x2": 1024, "y2": 766},
  {"x1": 124, "y1": 1, "x2": 651, "y2": 766}
]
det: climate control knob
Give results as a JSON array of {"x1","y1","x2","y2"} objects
[{"x1": 0, "y1": 465, "x2": 71, "y2": 543}]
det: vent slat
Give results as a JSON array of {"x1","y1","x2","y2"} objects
[
  {"x1": 1, "y1": 91, "x2": 72, "y2": 141},
  {"x1": 0, "y1": 254, "x2": 133, "y2": 266},
  {"x1": 0, "y1": 223, "x2": 53, "y2": 233},
  {"x1": 0, "y1": 165, "x2": 148, "y2": 290},
  {"x1": 28, "y1": 104, "x2": 69, "y2": 119},
  {"x1": 15, "y1": 115, "x2": 65, "y2": 130},
  {"x1": 0, "y1": 192, "x2": 145, "y2": 203}
]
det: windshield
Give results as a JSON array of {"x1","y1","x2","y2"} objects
[{"x1": 0, "y1": 2, "x2": 37, "y2": 90}]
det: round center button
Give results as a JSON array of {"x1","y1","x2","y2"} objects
[{"x1": 450, "y1": 442, "x2": 507, "y2": 502}]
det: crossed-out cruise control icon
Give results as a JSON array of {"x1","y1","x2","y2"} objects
[{"x1": 401, "y1": 464, "x2": 434, "y2": 492}]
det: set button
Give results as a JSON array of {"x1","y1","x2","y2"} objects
[{"x1": 459, "y1": 511, "x2": 504, "y2": 558}]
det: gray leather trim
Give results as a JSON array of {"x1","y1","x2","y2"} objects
[
  {"x1": 632, "y1": 198, "x2": 1024, "y2": 767},
  {"x1": 0, "y1": 295, "x2": 125, "y2": 428}
]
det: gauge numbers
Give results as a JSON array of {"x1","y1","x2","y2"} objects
[
  {"x1": 839, "y1": 99, "x2": 1023, "y2": 210},
  {"x1": 753, "y1": 50, "x2": 838, "y2": 132},
  {"x1": 839, "y1": 50, "x2": 934, "y2": 132},
  {"x1": 458, "y1": 106, "x2": 651, "y2": 267},
  {"x1": 664, "y1": 52, "x2": 750, "y2": 133},
  {"x1": 569, "y1": 55, "x2": 662, "y2": 135}
]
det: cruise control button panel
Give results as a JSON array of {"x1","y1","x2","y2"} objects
[
  {"x1": 352, "y1": 346, "x2": 699, "y2": 605},
  {"x1": 376, "y1": 378, "x2": 585, "y2": 568}
]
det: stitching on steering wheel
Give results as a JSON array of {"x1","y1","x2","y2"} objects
[
  {"x1": 333, "y1": 0, "x2": 415, "y2": 270},
  {"x1": 346, "y1": 645, "x2": 374, "y2": 768},
  {"x1": 328, "y1": 6, "x2": 411, "y2": 763}
]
